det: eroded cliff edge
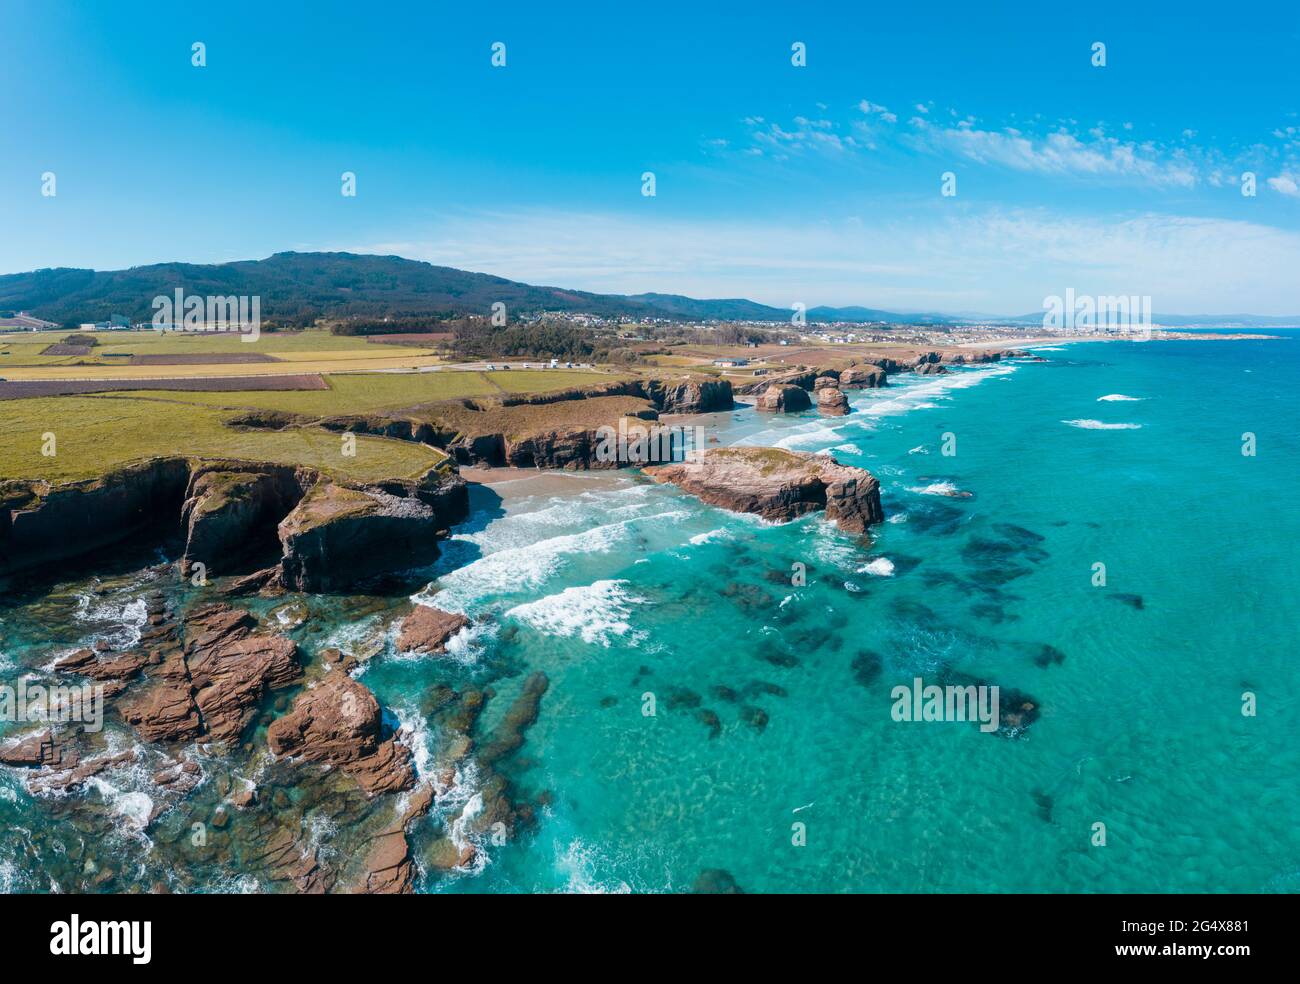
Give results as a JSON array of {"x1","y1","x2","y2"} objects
[{"x1": 0, "y1": 455, "x2": 468, "y2": 589}]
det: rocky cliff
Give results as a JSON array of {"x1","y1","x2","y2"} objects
[
  {"x1": 278, "y1": 482, "x2": 444, "y2": 592},
  {"x1": 0, "y1": 458, "x2": 190, "y2": 579},
  {"x1": 0, "y1": 455, "x2": 468, "y2": 592},
  {"x1": 839, "y1": 365, "x2": 888, "y2": 388},
  {"x1": 644, "y1": 447, "x2": 884, "y2": 533}
]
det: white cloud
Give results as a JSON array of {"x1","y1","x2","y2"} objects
[
  {"x1": 1267, "y1": 173, "x2": 1300, "y2": 197},
  {"x1": 358, "y1": 207, "x2": 1300, "y2": 315},
  {"x1": 858, "y1": 100, "x2": 897, "y2": 123},
  {"x1": 909, "y1": 120, "x2": 1199, "y2": 187}
]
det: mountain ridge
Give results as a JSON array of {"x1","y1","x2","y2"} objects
[{"x1": 2, "y1": 251, "x2": 1296, "y2": 328}]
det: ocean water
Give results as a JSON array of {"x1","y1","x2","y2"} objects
[{"x1": 3, "y1": 334, "x2": 1299, "y2": 893}]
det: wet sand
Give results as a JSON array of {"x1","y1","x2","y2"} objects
[{"x1": 460, "y1": 466, "x2": 636, "y2": 502}]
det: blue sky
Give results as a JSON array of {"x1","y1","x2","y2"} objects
[{"x1": 4, "y1": 0, "x2": 1299, "y2": 314}]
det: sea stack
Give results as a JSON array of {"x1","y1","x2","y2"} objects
[
  {"x1": 644, "y1": 446, "x2": 883, "y2": 533},
  {"x1": 756, "y1": 383, "x2": 812, "y2": 413},
  {"x1": 817, "y1": 386, "x2": 850, "y2": 416}
]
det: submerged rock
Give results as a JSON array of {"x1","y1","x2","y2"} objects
[
  {"x1": 477, "y1": 672, "x2": 550, "y2": 766},
  {"x1": 644, "y1": 447, "x2": 884, "y2": 533},
  {"x1": 693, "y1": 868, "x2": 746, "y2": 893}
]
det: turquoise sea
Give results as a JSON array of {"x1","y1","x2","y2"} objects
[{"x1": 3, "y1": 333, "x2": 1298, "y2": 893}]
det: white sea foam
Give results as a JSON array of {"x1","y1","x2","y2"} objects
[
  {"x1": 73, "y1": 594, "x2": 150, "y2": 649},
  {"x1": 553, "y1": 837, "x2": 633, "y2": 894},
  {"x1": 1097, "y1": 394, "x2": 1144, "y2": 402},
  {"x1": 908, "y1": 481, "x2": 970, "y2": 497},
  {"x1": 860, "y1": 557, "x2": 896, "y2": 576},
  {"x1": 427, "y1": 512, "x2": 678, "y2": 613},
  {"x1": 1063, "y1": 419, "x2": 1142, "y2": 430},
  {"x1": 85, "y1": 776, "x2": 154, "y2": 831},
  {"x1": 688, "y1": 528, "x2": 730, "y2": 546},
  {"x1": 907, "y1": 445, "x2": 929, "y2": 455},
  {"x1": 391, "y1": 703, "x2": 435, "y2": 781},
  {"x1": 887, "y1": 512, "x2": 908, "y2": 524},
  {"x1": 855, "y1": 363, "x2": 1017, "y2": 421},
  {"x1": 317, "y1": 614, "x2": 382, "y2": 659},
  {"x1": 772, "y1": 422, "x2": 846, "y2": 450},
  {"x1": 506, "y1": 580, "x2": 647, "y2": 648},
  {"x1": 831, "y1": 442, "x2": 863, "y2": 455},
  {"x1": 811, "y1": 526, "x2": 859, "y2": 570}
]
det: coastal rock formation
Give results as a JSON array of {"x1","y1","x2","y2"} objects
[
  {"x1": 180, "y1": 463, "x2": 305, "y2": 576},
  {"x1": 54, "y1": 647, "x2": 150, "y2": 694},
  {"x1": 278, "y1": 483, "x2": 443, "y2": 592},
  {"x1": 267, "y1": 671, "x2": 416, "y2": 797},
  {"x1": 941, "y1": 349, "x2": 1027, "y2": 365},
  {"x1": 0, "y1": 457, "x2": 189, "y2": 579},
  {"x1": 184, "y1": 604, "x2": 301, "y2": 744},
  {"x1": 735, "y1": 368, "x2": 820, "y2": 395},
  {"x1": 816, "y1": 386, "x2": 850, "y2": 416},
  {"x1": 915, "y1": 362, "x2": 949, "y2": 376},
  {"x1": 756, "y1": 383, "x2": 812, "y2": 413},
  {"x1": 839, "y1": 365, "x2": 887, "y2": 388},
  {"x1": 502, "y1": 429, "x2": 610, "y2": 469},
  {"x1": 644, "y1": 447, "x2": 884, "y2": 533},
  {"x1": 0, "y1": 729, "x2": 79, "y2": 769},
  {"x1": 352, "y1": 828, "x2": 418, "y2": 894},
  {"x1": 118, "y1": 603, "x2": 300, "y2": 746},
  {"x1": 813, "y1": 376, "x2": 839, "y2": 391},
  {"x1": 294, "y1": 377, "x2": 732, "y2": 472},
  {"x1": 396, "y1": 604, "x2": 470, "y2": 655},
  {"x1": 0, "y1": 456, "x2": 466, "y2": 592},
  {"x1": 644, "y1": 377, "x2": 734, "y2": 414},
  {"x1": 478, "y1": 671, "x2": 550, "y2": 766}
]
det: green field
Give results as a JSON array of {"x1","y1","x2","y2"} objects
[
  {"x1": 63, "y1": 368, "x2": 619, "y2": 417},
  {"x1": 0, "y1": 328, "x2": 439, "y2": 367},
  {"x1": 0, "y1": 396, "x2": 444, "y2": 484}
]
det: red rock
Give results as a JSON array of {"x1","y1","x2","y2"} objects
[
  {"x1": 396, "y1": 604, "x2": 469, "y2": 655},
  {"x1": 267, "y1": 671, "x2": 415, "y2": 797},
  {"x1": 353, "y1": 829, "x2": 417, "y2": 894},
  {"x1": 119, "y1": 680, "x2": 203, "y2": 743},
  {"x1": 0, "y1": 729, "x2": 79, "y2": 768},
  {"x1": 54, "y1": 647, "x2": 149, "y2": 683}
]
